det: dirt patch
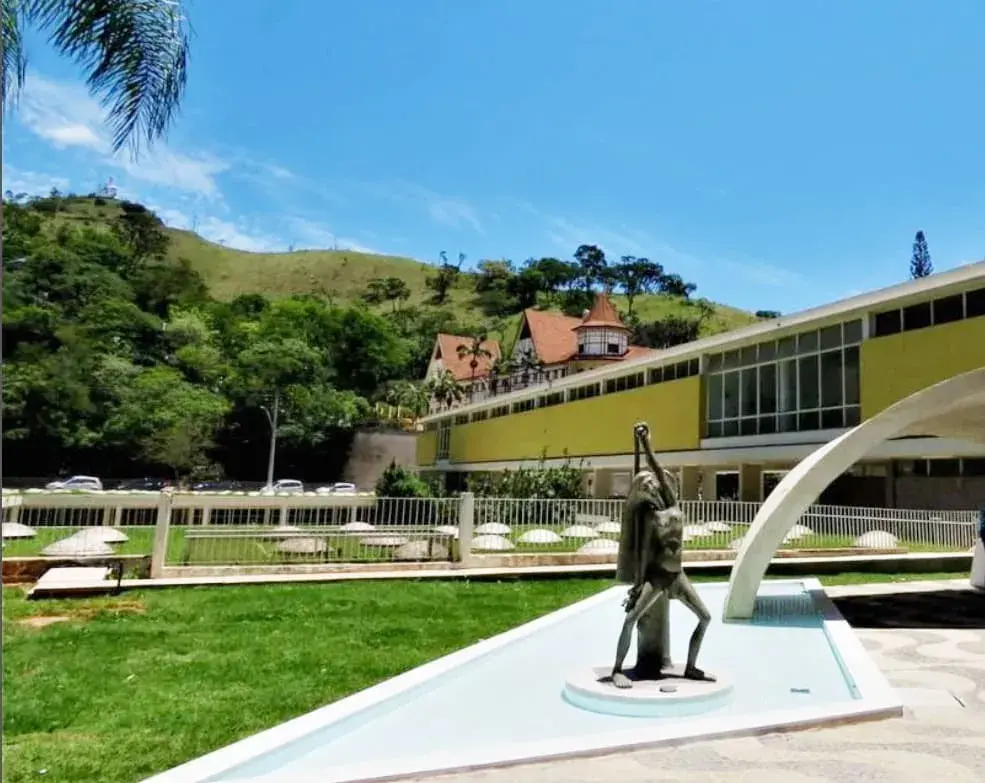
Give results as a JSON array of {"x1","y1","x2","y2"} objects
[{"x1": 18, "y1": 615, "x2": 71, "y2": 629}]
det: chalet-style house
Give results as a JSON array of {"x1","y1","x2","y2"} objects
[{"x1": 425, "y1": 293, "x2": 654, "y2": 406}]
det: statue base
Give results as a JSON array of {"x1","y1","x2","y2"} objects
[{"x1": 563, "y1": 665, "x2": 732, "y2": 718}]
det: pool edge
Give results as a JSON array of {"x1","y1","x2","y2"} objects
[{"x1": 144, "y1": 578, "x2": 903, "y2": 783}]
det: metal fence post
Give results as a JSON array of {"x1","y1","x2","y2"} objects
[
  {"x1": 458, "y1": 492, "x2": 475, "y2": 566},
  {"x1": 150, "y1": 491, "x2": 173, "y2": 578}
]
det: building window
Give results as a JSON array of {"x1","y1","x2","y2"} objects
[
  {"x1": 604, "y1": 372, "x2": 645, "y2": 395},
  {"x1": 873, "y1": 286, "x2": 984, "y2": 338},
  {"x1": 647, "y1": 358, "x2": 699, "y2": 386},
  {"x1": 471, "y1": 410, "x2": 488, "y2": 422},
  {"x1": 539, "y1": 391, "x2": 565, "y2": 408},
  {"x1": 704, "y1": 321, "x2": 862, "y2": 438},
  {"x1": 490, "y1": 405, "x2": 510, "y2": 419},
  {"x1": 569, "y1": 383, "x2": 600, "y2": 402},
  {"x1": 437, "y1": 422, "x2": 451, "y2": 459},
  {"x1": 454, "y1": 414, "x2": 469, "y2": 425},
  {"x1": 511, "y1": 399, "x2": 535, "y2": 414}
]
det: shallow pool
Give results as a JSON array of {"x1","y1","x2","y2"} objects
[{"x1": 210, "y1": 580, "x2": 860, "y2": 782}]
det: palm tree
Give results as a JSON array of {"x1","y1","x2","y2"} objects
[
  {"x1": 457, "y1": 333, "x2": 492, "y2": 395},
  {"x1": 3, "y1": 1, "x2": 191, "y2": 155},
  {"x1": 516, "y1": 350, "x2": 544, "y2": 388},
  {"x1": 425, "y1": 369, "x2": 465, "y2": 411},
  {"x1": 488, "y1": 355, "x2": 517, "y2": 397}
]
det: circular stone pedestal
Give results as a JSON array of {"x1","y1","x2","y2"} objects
[{"x1": 563, "y1": 665, "x2": 733, "y2": 718}]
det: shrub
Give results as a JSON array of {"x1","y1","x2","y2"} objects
[{"x1": 375, "y1": 460, "x2": 431, "y2": 498}]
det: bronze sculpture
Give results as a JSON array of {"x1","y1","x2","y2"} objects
[{"x1": 609, "y1": 422, "x2": 715, "y2": 689}]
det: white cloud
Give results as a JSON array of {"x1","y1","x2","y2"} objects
[
  {"x1": 15, "y1": 74, "x2": 227, "y2": 198},
  {"x1": 2, "y1": 165, "x2": 71, "y2": 196},
  {"x1": 356, "y1": 179, "x2": 482, "y2": 233},
  {"x1": 148, "y1": 203, "x2": 284, "y2": 253},
  {"x1": 286, "y1": 217, "x2": 378, "y2": 254}
]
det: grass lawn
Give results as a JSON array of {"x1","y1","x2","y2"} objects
[{"x1": 1, "y1": 570, "x2": 969, "y2": 783}]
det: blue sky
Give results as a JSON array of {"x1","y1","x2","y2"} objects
[{"x1": 4, "y1": 0, "x2": 984, "y2": 313}]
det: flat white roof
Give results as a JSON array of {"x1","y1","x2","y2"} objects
[{"x1": 422, "y1": 260, "x2": 985, "y2": 424}]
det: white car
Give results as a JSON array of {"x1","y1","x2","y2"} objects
[
  {"x1": 45, "y1": 475, "x2": 103, "y2": 491},
  {"x1": 316, "y1": 482, "x2": 357, "y2": 494},
  {"x1": 260, "y1": 479, "x2": 304, "y2": 495}
]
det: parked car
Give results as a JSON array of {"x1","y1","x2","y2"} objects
[
  {"x1": 316, "y1": 482, "x2": 357, "y2": 494},
  {"x1": 115, "y1": 478, "x2": 171, "y2": 491},
  {"x1": 44, "y1": 475, "x2": 103, "y2": 491},
  {"x1": 191, "y1": 480, "x2": 246, "y2": 492},
  {"x1": 260, "y1": 479, "x2": 304, "y2": 495}
]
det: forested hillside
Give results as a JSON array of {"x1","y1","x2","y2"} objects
[{"x1": 1, "y1": 194, "x2": 764, "y2": 482}]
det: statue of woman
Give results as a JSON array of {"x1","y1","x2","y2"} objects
[{"x1": 610, "y1": 422, "x2": 715, "y2": 689}]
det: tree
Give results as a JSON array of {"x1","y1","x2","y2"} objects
[
  {"x1": 633, "y1": 316, "x2": 702, "y2": 349},
  {"x1": 425, "y1": 252, "x2": 461, "y2": 305},
  {"x1": 376, "y1": 460, "x2": 431, "y2": 498},
  {"x1": 755, "y1": 309, "x2": 781, "y2": 319},
  {"x1": 363, "y1": 276, "x2": 410, "y2": 312},
  {"x1": 658, "y1": 273, "x2": 697, "y2": 298},
  {"x1": 610, "y1": 256, "x2": 664, "y2": 317},
  {"x1": 573, "y1": 244, "x2": 607, "y2": 294},
  {"x1": 526, "y1": 257, "x2": 579, "y2": 303},
  {"x1": 910, "y1": 230, "x2": 933, "y2": 279},
  {"x1": 457, "y1": 333, "x2": 492, "y2": 391},
  {"x1": 3, "y1": 0, "x2": 191, "y2": 155},
  {"x1": 425, "y1": 369, "x2": 465, "y2": 410},
  {"x1": 114, "y1": 201, "x2": 169, "y2": 261}
]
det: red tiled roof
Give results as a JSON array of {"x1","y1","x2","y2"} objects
[
  {"x1": 522, "y1": 309, "x2": 582, "y2": 365},
  {"x1": 434, "y1": 333, "x2": 501, "y2": 382},
  {"x1": 575, "y1": 292, "x2": 630, "y2": 330}
]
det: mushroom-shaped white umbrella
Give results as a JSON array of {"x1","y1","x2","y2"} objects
[
  {"x1": 577, "y1": 538, "x2": 620, "y2": 555},
  {"x1": 276, "y1": 537, "x2": 330, "y2": 555},
  {"x1": 471, "y1": 534, "x2": 515, "y2": 552},
  {"x1": 853, "y1": 531, "x2": 899, "y2": 549},
  {"x1": 595, "y1": 521, "x2": 622, "y2": 535},
  {"x1": 75, "y1": 526, "x2": 129, "y2": 544},
  {"x1": 394, "y1": 540, "x2": 450, "y2": 561},
  {"x1": 1, "y1": 522, "x2": 36, "y2": 540},
  {"x1": 475, "y1": 522, "x2": 511, "y2": 536},
  {"x1": 41, "y1": 534, "x2": 115, "y2": 557},
  {"x1": 359, "y1": 535, "x2": 409, "y2": 548},
  {"x1": 341, "y1": 521, "x2": 375, "y2": 534},
  {"x1": 516, "y1": 528, "x2": 563, "y2": 545},
  {"x1": 560, "y1": 525, "x2": 599, "y2": 540}
]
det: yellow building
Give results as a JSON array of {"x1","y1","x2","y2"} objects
[{"x1": 417, "y1": 262, "x2": 985, "y2": 510}]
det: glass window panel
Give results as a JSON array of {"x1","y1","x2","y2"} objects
[
  {"x1": 843, "y1": 319, "x2": 863, "y2": 344},
  {"x1": 707, "y1": 353, "x2": 723, "y2": 372},
  {"x1": 903, "y1": 301, "x2": 932, "y2": 331},
  {"x1": 844, "y1": 406, "x2": 861, "y2": 427},
  {"x1": 798, "y1": 355, "x2": 819, "y2": 410},
  {"x1": 688, "y1": 358, "x2": 700, "y2": 377},
  {"x1": 819, "y1": 324, "x2": 841, "y2": 350},
  {"x1": 723, "y1": 350, "x2": 740, "y2": 370},
  {"x1": 758, "y1": 363, "x2": 777, "y2": 414},
  {"x1": 967, "y1": 287, "x2": 985, "y2": 318},
  {"x1": 649, "y1": 367, "x2": 663, "y2": 384},
  {"x1": 740, "y1": 417, "x2": 758, "y2": 436},
  {"x1": 820, "y1": 350, "x2": 843, "y2": 407},
  {"x1": 707, "y1": 420, "x2": 723, "y2": 438},
  {"x1": 821, "y1": 408, "x2": 844, "y2": 429},
  {"x1": 665, "y1": 363, "x2": 677, "y2": 381},
  {"x1": 778, "y1": 359, "x2": 797, "y2": 412},
  {"x1": 676, "y1": 361, "x2": 690, "y2": 379},
  {"x1": 759, "y1": 414, "x2": 777, "y2": 434},
  {"x1": 740, "y1": 368, "x2": 758, "y2": 416},
  {"x1": 797, "y1": 330, "x2": 818, "y2": 354},
  {"x1": 778, "y1": 336, "x2": 797, "y2": 358},
  {"x1": 740, "y1": 346, "x2": 757, "y2": 367},
  {"x1": 843, "y1": 346, "x2": 860, "y2": 405},
  {"x1": 779, "y1": 413, "x2": 798, "y2": 432},
  {"x1": 758, "y1": 341, "x2": 777, "y2": 362},
  {"x1": 873, "y1": 309, "x2": 902, "y2": 336},
  {"x1": 707, "y1": 373, "x2": 723, "y2": 420},
  {"x1": 928, "y1": 458, "x2": 961, "y2": 477},
  {"x1": 933, "y1": 294, "x2": 964, "y2": 325},
  {"x1": 723, "y1": 371, "x2": 740, "y2": 418},
  {"x1": 798, "y1": 411, "x2": 820, "y2": 431},
  {"x1": 723, "y1": 419, "x2": 739, "y2": 437}
]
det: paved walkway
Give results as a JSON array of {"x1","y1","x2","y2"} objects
[{"x1": 412, "y1": 585, "x2": 985, "y2": 783}]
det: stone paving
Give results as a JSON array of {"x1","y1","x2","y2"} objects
[{"x1": 412, "y1": 585, "x2": 985, "y2": 783}]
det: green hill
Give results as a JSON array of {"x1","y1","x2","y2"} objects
[{"x1": 33, "y1": 195, "x2": 760, "y2": 341}]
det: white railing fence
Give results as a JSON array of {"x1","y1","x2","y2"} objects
[{"x1": 1, "y1": 491, "x2": 978, "y2": 574}]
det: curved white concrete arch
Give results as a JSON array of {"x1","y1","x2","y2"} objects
[{"x1": 723, "y1": 366, "x2": 985, "y2": 620}]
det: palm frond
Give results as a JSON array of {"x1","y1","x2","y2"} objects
[
  {"x1": 2, "y1": 0, "x2": 29, "y2": 106},
  {"x1": 23, "y1": 0, "x2": 191, "y2": 156}
]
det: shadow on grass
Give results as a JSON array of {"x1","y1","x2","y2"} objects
[{"x1": 835, "y1": 589, "x2": 985, "y2": 630}]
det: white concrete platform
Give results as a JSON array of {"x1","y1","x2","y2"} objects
[
  {"x1": 27, "y1": 566, "x2": 115, "y2": 599},
  {"x1": 563, "y1": 665, "x2": 733, "y2": 717}
]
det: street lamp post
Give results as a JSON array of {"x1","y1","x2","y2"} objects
[{"x1": 260, "y1": 389, "x2": 280, "y2": 489}]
